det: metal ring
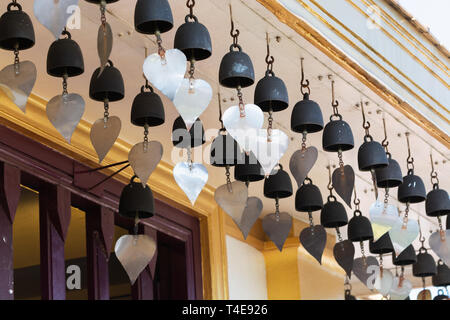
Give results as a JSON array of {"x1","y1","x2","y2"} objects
[
  {"x1": 364, "y1": 135, "x2": 374, "y2": 142},
  {"x1": 229, "y1": 44, "x2": 242, "y2": 52},
  {"x1": 329, "y1": 114, "x2": 343, "y2": 121},
  {"x1": 7, "y1": 2, "x2": 22, "y2": 11},
  {"x1": 185, "y1": 14, "x2": 198, "y2": 23}
]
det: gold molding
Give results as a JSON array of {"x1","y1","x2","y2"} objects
[
  {"x1": 0, "y1": 93, "x2": 229, "y2": 300},
  {"x1": 256, "y1": 0, "x2": 450, "y2": 148}
]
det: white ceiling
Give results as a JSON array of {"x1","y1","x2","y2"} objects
[{"x1": 1, "y1": 0, "x2": 448, "y2": 297}]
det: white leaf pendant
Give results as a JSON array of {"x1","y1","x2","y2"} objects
[
  {"x1": 173, "y1": 162, "x2": 208, "y2": 205},
  {"x1": 369, "y1": 200, "x2": 400, "y2": 241}
]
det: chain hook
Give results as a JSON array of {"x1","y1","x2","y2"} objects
[
  {"x1": 331, "y1": 79, "x2": 339, "y2": 116},
  {"x1": 405, "y1": 132, "x2": 414, "y2": 173},
  {"x1": 229, "y1": 4, "x2": 240, "y2": 48},
  {"x1": 186, "y1": 0, "x2": 195, "y2": 17},
  {"x1": 381, "y1": 115, "x2": 390, "y2": 155},
  {"x1": 217, "y1": 92, "x2": 224, "y2": 130},
  {"x1": 264, "y1": 33, "x2": 275, "y2": 75},
  {"x1": 300, "y1": 58, "x2": 311, "y2": 95},
  {"x1": 360, "y1": 100, "x2": 371, "y2": 137},
  {"x1": 429, "y1": 153, "x2": 439, "y2": 188}
]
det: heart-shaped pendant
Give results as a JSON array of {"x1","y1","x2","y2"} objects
[
  {"x1": 173, "y1": 162, "x2": 208, "y2": 205},
  {"x1": 389, "y1": 219, "x2": 419, "y2": 255},
  {"x1": 114, "y1": 234, "x2": 157, "y2": 285},
  {"x1": 238, "y1": 197, "x2": 263, "y2": 239},
  {"x1": 389, "y1": 276, "x2": 412, "y2": 300},
  {"x1": 372, "y1": 268, "x2": 394, "y2": 296},
  {"x1": 353, "y1": 256, "x2": 379, "y2": 288},
  {"x1": 0, "y1": 61, "x2": 37, "y2": 112},
  {"x1": 34, "y1": 0, "x2": 79, "y2": 39},
  {"x1": 289, "y1": 147, "x2": 318, "y2": 188},
  {"x1": 332, "y1": 165, "x2": 355, "y2": 208},
  {"x1": 173, "y1": 78, "x2": 212, "y2": 131},
  {"x1": 369, "y1": 200, "x2": 400, "y2": 241},
  {"x1": 128, "y1": 141, "x2": 163, "y2": 187},
  {"x1": 46, "y1": 93, "x2": 85, "y2": 143},
  {"x1": 247, "y1": 129, "x2": 290, "y2": 176},
  {"x1": 97, "y1": 22, "x2": 113, "y2": 74},
  {"x1": 222, "y1": 104, "x2": 264, "y2": 152},
  {"x1": 300, "y1": 225, "x2": 327, "y2": 264},
  {"x1": 214, "y1": 181, "x2": 248, "y2": 225},
  {"x1": 90, "y1": 116, "x2": 121, "y2": 163},
  {"x1": 262, "y1": 212, "x2": 292, "y2": 252},
  {"x1": 429, "y1": 230, "x2": 450, "y2": 266},
  {"x1": 333, "y1": 240, "x2": 355, "y2": 278},
  {"x1": 143, "y1": 49, "x2": 187, "y2": 101}
]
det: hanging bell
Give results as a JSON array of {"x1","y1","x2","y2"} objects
[
  {"x1": 397, "y1": 172, "x2": 427, "y2": 204},
  {"x1": 322, "y1": 118, "x2": 354, "y2": 152},
  {"x1": 219, "y1": 46, "x2": 255, "y2": 89},
  {"x1": 392, "y1": 244, "x2": 417, "y2": 266},
  {"x1": 432, "y1": 260, "x2": 450, "y2": 287},
  {"x1": 0, "y1": 2, "x2": 35, "y2": 51},
  {"x1": 47, "y1": 32, "x2": 84, "y2": 78},
  {"x1": 413, "y1": 249, "x2": 437, "y2": 277},
  {"x1": 369, "y1": 232, "x2": 394, "y2": 255},
  {"x1": 320, "y1": 197, "x2": 348, "y2": 228},
  {"x1": 295, "y1": 181, "x2": 323, "y2": 212},
  {"x1": 172, "y1": 116, "x2": 205, "y2": 149},
  {"x1": 89, "y1": 61, "x2": 125, "y2": 102},
  {"x1": 234, "y1": 152, "x2": 264, "y2": 183},
  {"x1": 291, "y1": 93, "x2": 324, "y2": 134},
  {"x1": 130, "y1": 87, "x2": 165, "y2": 128},
  {"x1": 347, "y1": 214, "x2": 373, "y2": 242},
  {"x1": 357, "y1": 137, "x2": 389, "y2": 172},
  {"x1": 210, "y1": 132, "x2": 241, "y2": 167},
  {"x1": 374, "y1": 156, "x2": 403, "y2": 188},
  {"x1": 425, "y1": 187, "x2": 450, "y2": 217},
  {"x1": 263, "y1": 166, "x2": 293, "y2": 199},
  {"x1": 119, "y1": 178, "x2": 155, "y2": 219},
  {"x1": 254, "y1": 72, "x2": 289, "y2": 112},
  {"x1": 174, "y1": 16, "x2": 212, "y2": 61},
  {"x1": 134, "y1": 0, "x2": 174, "y2": 35}
]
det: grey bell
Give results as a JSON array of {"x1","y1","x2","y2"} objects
[
  {"x1": 425, "y1": 187, "x2": 450, "y2": 217},
  {"x1": 369, "y1": 232, "x2": 394, "y2": 255},
  {"x1": 432, "y1": 260, "x2": 450, "y2": 287},
  {"x1": 234, "y1": 152, "x2": 265, "y2": 183},
  {"x1": 357, "y1": 139, "x2": 389, "y2": 171},
  {"x1": 47, "y1": 33, "x2": 84, "y2": 78},
  {"x1": 89, "y1": 61, "x2": 124, "y2": 102},
  {"x1": 413, "y1": 249, "x2": 437, "y2": 277},
  {"x1": 172, "y1": 116, "x2": 205, "y2": 149},
  {"x1": 0, "y1": 2, "x2": 35, "y2": 51},
  {"x1": 320, "y1": 197, "x2": 348, "y2": 228},
  {"x1": 291, "y1": 93, "x2": 324, "y2": 134},
  {"x1": 263, "y1": 166, "x2": 293, "y2": 199},
  {"x1": 392, "y1": 245, "x2": 417, "y2": 266},
  {"x1": 397, "y1": 173, "x2": 427, "y2": 204},
  {"x1": 130, "y1": 87, "x2": 165, "y2": 128},
  {"x1": 134, "y1": 0, "x2": 174, "y2": 35},
  {"x1": 119, "y1": 178, "x2": 155, "y2": 219},
  {"x1": 322, "y1": 118, "x2": 354, "y2": 152},
  {"x1": 219, "y1": 47, "x2": 255, "y2": 89},
  {"x1": 174, "y1": 17, "x2": 212, "y2": 61},
  {"x1": 374, "y1": 156, "x2": 403, "y2": 188},
  {"x1": 254, "y1": 73, "x2": 289, "y2": 112},
  {"x1": 295, "y1": 181, "x2": 323, "y2": 212},
  {"x1": 210, "y1": 132, "x2": 241, "y2": 167},
  {"x1": 347, "y1": 214, "x2": 373, "y2": 242}
]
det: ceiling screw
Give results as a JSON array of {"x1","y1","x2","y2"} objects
[
  {"x1": 275, "y1": 36, "x2": 281, "y2": 43},
  {"x1": 318, "y1": 75, "x2": 323, "y2": 81}
]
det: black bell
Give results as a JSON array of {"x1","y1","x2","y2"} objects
[
  {"x1": 291, "y1": 93, "x2": 324, "y2": 134},
  {"x1": 134, "y1": 0, "x2": 173, "y2": 35},
  {"x1": 392, "y1": 245, "x2": 417, "y2": 266},
  {"x1": 47, "y1": 34, "x2": 84, "y2": 78},
  {"x1": 320, "y1": 197, "x2": 348, "y2": 228},
  {"x1": 234, "y1": 152, "x2": 264, "y2": 183},
  {"x1": 432, "y1": 261, "x2": 450, "y2": 287},
  {"x1": 413, "y1": 249, "x2": 437, "y2": 277},
  {"x1": 426, "y1": 187, "x2": 450, "y2": 217},
  {"x1": 89, "y1": 61, "x2": 125, "y2": 102},
  {"x1": 369, "y1": 233, "x2": 394, "y2": 255},
  {"x1": 210, "y1": 132, "x2": 241, "y2": 167},
  {"x1": 347, "y1": 214, "x2": 373, "y2": 242},
  {"x1": 254, "y1": 73, "x2": 289, "y2": 112},
  {"x1": 434, "y1": 293, "x2": 449, "y2": 300},
  {"x1": 374, "y1": 156, "x2": 403, "y2": 188},
  {"x1": 172, "y1": 116, "x2": 205, "y2": 149},
  {"x1": 345, "y1": 292, "x2": 357, "y2": 300},
  {"x1": 131, "y1": 87, "x2": 165, "y2": 127},
  {"x1": 295, "y1": 182, "x2": 323, "y2": 212},
  {"x1": 322, "y1": 118, "x2": 354, "y2": 152},
  {"x1": 357, "y1": 138, "x2": 389, "y2": 172},
  {"x1": 0, "y1": 2, "x2": 35, "y2": 51},
  {"x1": 119, "y1": 179, "x2": 155, "y2": 219},
  {"x1": 174, "y1": 17, "x2": 212, "y2": 61},
  {"x1": 219, "y1": 47, "x2": 255, "y2": 89},
  {"x1": 263, "y1": 166, "x2": 293, "y2": 199},
  {"x1": 397, "y1": 172, "x2": 427, "y2": 204}
]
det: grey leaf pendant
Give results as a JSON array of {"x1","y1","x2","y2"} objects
[
  {"x1": 332, "y1": 165, "x2": 355, "y2": 208},
  {"x1": 238, "y1": 197, "x2": 263, "y2": 239},
  {"x1": 97, "y1": 22, "x2": 113, "y2": 75},
  {"x1": 333, "y1": 240, "x2": 355, "y2": 278},
  {"x1": 128, "y1": 141, "x2": 163, "y2": 187},
  {"x1": 429, "y1": 230, "x2": 450, "y2": 266},
  {"x1": 289, "y1": 146, "x2": 318, "y2": 188},
  {"x1": 46, "y1": 93, "x2": 85, "y2": 143},
  {"x1": 262, "y1": 212, "x2": 292, "y2": 252},
  {"x1": 90, "y1": 116, "x2": 121, "y2": 163},
  {"x1": 214, "y1": 181, "x2": 248, "y2": 229},
  {"x1": 353, "y1": 256, "x2": 379, "y2": 288},
  {"x1": 300, "y1": 225, "x2": 327, "y2": 264},
  {"x1": 33, "y1": 0, "x2": 80, "y2": 39}
]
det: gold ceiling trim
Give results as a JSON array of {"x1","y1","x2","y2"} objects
[{"x1": 255, "y1": 0, "x2": 450, "y2": 148}]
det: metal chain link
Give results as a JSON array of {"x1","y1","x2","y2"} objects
[
  {"x1": 187, "y1": 146, "x2": 193, "y2": 171},
  {"x1": 360, "y1": 241, "x2": 367, "y2": 266},
  {"x1": 338, "y1": 150, "x2": 344, "y2": 169},
  {"x1": 225, "y1": 165, "x2": 233, "y2": 193},
  {"x1": 275, "y1": 197, "x2": 280, "y2": 221},
  {"x1": 267, "y1": 110, "x2": 273, "y2": 143},
  {"x1": 100, "y1": 1, "x2": 107, "y2": 26},
  {"x1": 189, "y1": 59, "x2": 196, "y2": 93},
  {"x1": 155, "y1": 31, "x2": 166, "y2": 62},
  {"x1": 14, "y1": 48, "x2": 20, "y2": 74},
  {"x1": 103, "y1": 98, "x2": 110, "y2": 125},
  {"x1": 62, "y1": 74, "x2": 68, "y2": 96},
  {"x1": 236, "y1": 86, "x2": 246, "y2": 118},
  {"x1": 301, "y1": 131, "x2": 307, "y2": 151},
  {"x1": 336, "y1": 227, "x2": 343, "y2": 242},
  {"x1": 402, "y1": 202, "x2": 410, "y2": 229},
  {"x1": 143, "y1": 124, "x2": 149, "y2": 152}
]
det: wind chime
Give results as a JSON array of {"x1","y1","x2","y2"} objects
[
  {"x1": 370, "y1": 117, "x2": 402, "y2": 242},
  {"x1": 369, "y1": 232, "x2": 395, "y2": 297},
  {"x1": 262, "y1": 166, "x2": 293, "y2": 252},
  {"x1": 46, "y1": 28, "x2": 85, "y2": 143},
  {"x1": 321, "y1": 165, "x2": 353, "y2": 277},
  {"x1": 413, "y1": 219, "x2": 437, "y2": 300},
  {"x1": 289, "y1": 58, "x2": 323, "y2": 188},
  {"x1": 323, "y1": 80, "x2": 355, "y2": 208},
  {"x1": 432, "y1": 259, "x2": 450, "y2": 292},
  {"x1": 426, "y1": 153, "x2": 450, "y2": 266},
  {"x1": 0, "y1": 0, "x2": 36, "y2": 113},
  {"x1": 390, "y1": 245, "x2": 416, "y2": 300},
  {"x1": 395, "y1": 133, "x2": 424, "y2": 255},
  {"x1": 85, "y1": 0, "x2": 125, "y2": 163}
]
